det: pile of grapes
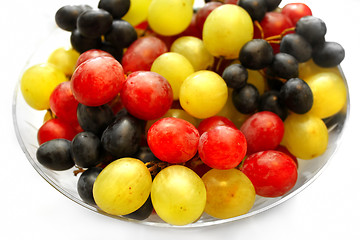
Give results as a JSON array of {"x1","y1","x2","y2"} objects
[{"x1": 19, "y1": 0, "x2": 347, "y2": 226}]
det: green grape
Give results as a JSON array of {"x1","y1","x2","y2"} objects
[
  {"x1": 47, "y1": 47, "x2": 79, "y2": 76},
  {"x1": 305, "y1": 72, "x2": 347, "y2": 119},
  {"x1": 93, "y1": 158, "x2": 152, "y2": 216},
  {"x1": 282, "y1": 113, "x2": 328, "y2": 160},
  {"x1": 299, "y1": 59, "x2": 341, "y2": 80},
  {"x1": 151, "y1": 52, "x2": 194, "y2": 100},
  {"x1": 202, "y1": 168, "x2": 255, "y2": 219},
  {"x1": 170, "y1": 36, "x2": 214, "y2": 71},
  {"x1": 20, "y1": 63, "x2": 68, "y2": 110},
  {"x1": 203, "y1": 4, "x2": 253, "y2": 59},
  {"x1": 179, "y1": 70, "x2": 228, "y2": 119},
  {"x1": 145, "y1": 108, "x2": 198, "y2": 132},
  {"x1": 147, "y1": 0, "x2": 193, "y2": 36},
  {"x1": 151, "y1": 165, "x2": 206, "y2": 225},
  {"x1": 122, "y1": 0, "x2": 152, "y2": 27},
  {"x1": 216, "y1": 88, "x2": 250, "y2": 128}
]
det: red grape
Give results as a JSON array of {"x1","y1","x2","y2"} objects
[
  {"x1": 240, "y1": 111, "x2": 284, "y2": 154},
  {"x1": 121, "y1": 36, "x2": 168, "y2": 74},
  {"x1": 241, "y1": 150, "x2": 298, "y2": 197},
  {"x1": 37, "y1": 118, "x2": 78, "y2": 145},
  {"x1": 120, "y1": 71, "x2": 173, "y2": 120},
  {"x1": 75, "y1": 49, "x2": 113, "y2": 68},
  {"x1": 147, "y1": 117, "x2": 199, "y2": 164},
  {"x1": 197, "y1": 116, "x2": 237, "y2": 136},
  {"x1": 195, "y1": 2, "x2": 222, "y2": 33},
  {"x1": 281, "y1": 3, "x2": 312, "y2": 25},
  {"x1": 198, "y1": 126, "x2": 247, "y2": 170},
  {"x1": 70, "y1": 56, "x2": 126, "y2": 107}
]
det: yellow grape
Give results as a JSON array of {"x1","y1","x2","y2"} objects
[
  {"x1": 20, "y1": 63, "x2": 68, "y2": 110},
  {"x1": 247, "y1": 70, "x2": 266, "y2": 95},
  {"x1": 147, "y1": 0, "x2": 193, "y2": 36},
  {"x1": 299, "y1": 59, "x2": 341, "y2": 80},
  {"x1": 93, "y1": 158, "x2": 152, "y2": 216},
  {"x1": 145, "y1": 108, "x2": 198, "y2": 132},
  {"x1": 179, "y1": 70, "x2": 228, "y2": 119},
  {"x1": 282, "y1": 113, "x2": 328, "y2": 160},
  {"x1": 203, "y1": 4, "x2": 253, "y2": 59},
  {"x1": 216, "y1": 88, "x2": 250, "y2": 128},
  {"x1": 151, "y1": 52, "x2": 194, "y2": 100},
  {"x1": 202, "y1": 168, "x2": 255, "y2": 219},
  {"x1": 47, "y1": 47, "x2": 79, "y2": 76},
  {"x1": 122, "y1": 0, "x2": 152, "y2": 27},
  {"x1": 305, "y1": 72, "x2": 347, "y2": 119},
  {"x1": 151, "y1": 165, "x2": 206, "y2": 225},
  {"x1": 170, "y1": 36, "x2": 214, "y2": 71}
]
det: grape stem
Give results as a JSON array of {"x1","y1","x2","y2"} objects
[
  {"x1": 254, "y1": 21, "x2": 264, "y2": 39},
  {"x1": 264, "y1": 27, "x2": 295, "y2": 42}
]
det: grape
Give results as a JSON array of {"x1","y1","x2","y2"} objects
[
  {"x1": 70, "y1": 29, "x2": 102, "y2": 53},
  {"x1": 239, "y1": 39, "x2": 274, "y2": 70},
  {"x1": 259, "y1": 90, "x2": 288, "y2": 120},
  {"x1": 104, "y1": 20, "x2": 137, "y2": 49},
  {"x1": 203, "y1": 4, "x2": 253, "y2": 59},
  {"x1": 281, "y1": 3, "x2": 312, "y2": 25},
  {"x1": 279, "y1": 33, "x2": 312, "y2": 63},
  {"x1": 170, "y1": 36, "x2": 214, "y2": 71},
  {"x1": 20, "y1": 63, "x2": 67, "y2": 110},
  {"x1": 282, "y1": 113, "x2": 328, "y2": 159},
  {"x1": 240, "y1": 111, "x2": 284, "y2": 154},
  {"x1": 151, "y1": 52, "x2": 194, "y2": 100},
  {"x1": 49, "y1": 81, "x2": 79, "y2": 127},
  {"x1": 147, "y1": 0, "x2": 193, "y2": 36},
  {"x1": 295, "y1": 16, "x2": 326, "y2": 46},
  {"x1": 179, "y1": 70, "x2": 228, "y2": 119},
  {"x1": 124, "y1": 196, "x2": 153, "y2": 220},
  {"x1": 237, "y1": 0, "x2": 267, "y2": 22},
  {"x1": 98, "y1": 0, "x2": 130, "y2": 19},
  {"x1": 36, "y1": 139, "x2": 74, "y2": 171},
  {"x1": 133, "y1": 146, "x2": 159, "y2": 164},
  {"x1": 122, "y1": 36, "x2": 168, "y2": 74},
  {"x1": 47, "y1": 47, "x2": 79, "y2": 76},
  {"x1": 197, "y1": 116, "x2": 237, "y2": 136},
  {"x1": 55, "y1": 5, "x2": 91, "y2": 31},
  {"x1": 202, "y1": 168, "x2": 255, "y2": 219},
  {"x1": 37, "y1": 118, "x2": 78, "y2": 145},
  {"x1": 71, "y1": 132, "x2": 102, "y2": 168},
  {"x1": 312, "y1": 41, "x2": 345, "y2": 68},
  {"x1": 241, "y1": 150, "x2": 298, "y2": 197},
  {"x1": 298, "y1": 59, "x2": 341, "y2": 80},
  {"x1": 232, "y1": 84, "x2": 259, "y2": 114},
  {"x1": 147, "y1": 117, "x2": 199, "y2": 164},
  {"x1": 99, "y1": 42, "x2": 124, "y2": 62},
  {"x1": 222, "y1": 64, "x2": 248, "y2": 89},
  {"x1": 77, "y1": 103, "x2": 115, "y2": 136},
  {"x1": 247, "y1": 69, "x2": 266, "y2": 94},
  {"x1": 101, "y1": 114, "x2": 143, "y2": 158},
  {"x1": 264, "y1": 0, "x2": 282, "y2": 11},
  {"x1": 279, "y1": 78, "x2": 313, "y2": 114},
  {"x1": 120, "y1": 71, "x2": 173, "y2": 120},
  {"x1": 151, "y1": 165, "x2": 206, "y2": 226},
  {"x1": 93, "y1": 158, "x2": 152, "y2": 215},
  {"x1": 198, "y1": 126, "x2": 247, "y2": 170},
  {"x1": 70, "y1": 56, "x2": 125, "y2": 107},
  {"x1": 269, "y1": 53, "x2": 299, "y2": 79},
  {"x1": 195, "y1": 1, "x2": 222, "y2": 33},
  {"x1": 75, "y1": 49, "x2": 113, "y2": 68},
  {"x1": 305, "y1": 72, "x2": 347, "y2": 119},
  {"x1": 77, "y1": 167, "x2": 102, "y2": 206},
  {"x1": 122, "y1": 0, "x2": 152, "y2": 26},
  {"x1": 76, "y1": 9, "x2": 113, "y2": 39}
]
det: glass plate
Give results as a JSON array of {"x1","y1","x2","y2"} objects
[{"x1": 12, "y1": 25, "x2": 350, "y2": 228}]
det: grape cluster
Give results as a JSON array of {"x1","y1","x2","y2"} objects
[{"x1": 19, "y1": 0, "x2": 348, "y2": 226}]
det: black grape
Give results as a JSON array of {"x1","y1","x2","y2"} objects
[
  {"x1": 238, "y1": 0, "x2": 267, "y2": 22},
  {"x1": 70, "y1": 29, "x2": 102, "y2": 53},
  {"x1": 259, "y1": 90, "x2": 288, "y2": 120},
  {"x1": 232, "y1": 84, "x2": 260, "y2": 114},
  {"x1": 77, "y1": 167, "x2": 102, "y2": 206},
  {"x1": 77, "y1": 103, "x2": 115, "y2": 136},
  {"x1": 105, "y1": 20, "x2": 138, "y2": 49},
  {"x1": 134, "y1": 146, "x2": 159, "y2": 164},
  {"x1": 100, "y1": 41, "x2": 123, "y2": 62},
  {"x1": 312, "y1": 41, "x2": 345, "y2": 68},
  {"x1": 268, "y1": 53, "x2": 298, "y2": 79},
  {"x1": 280, "y1": 33, "x2": 312, "y2": 63},
  {"x1": 264, "y1": 0, "x2": 282, "y2": 11},
  {"x1": 296, "y1": 16, "x2": 327, "y2": 46},
  {"x1": 98, "y1": 0, "x2": 131, "y2": 19},
  {"x1": 280, "y1": 78, "x2": 313, "y2": 114},
  {"x1": 77, "y1": 9, "x2": 113, "y2": 39},
  {"x1": 71, "y1": 132, "x2": 102, "y2": 168},
  {"x1": 55, "y1": 5, "x2": 91, "y2": 31},
  {"x1": 101, "y1": 114, "x2": 143, "y2": 158},
  {"x1": 239, "y1": 39, "x2": 274, "y2": 70},
  {"x1": 124, "y1": 196, "x2": 153, "y2": 221},
  {"x1": 36, "y1": 139, "x2": 74, "y2": 171},
  {"x1": 222, "y1": 64, "x2": 248, "y2": 89}
]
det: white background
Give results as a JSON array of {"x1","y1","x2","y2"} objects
[{"x1": 1, "y1": 0, "x2": 359, "y2": 239}]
